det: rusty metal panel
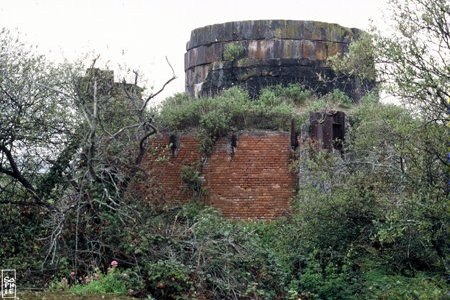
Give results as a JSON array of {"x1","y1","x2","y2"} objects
[{"x1": 310, "y1": 111, "x2": 346, "y2": 151}]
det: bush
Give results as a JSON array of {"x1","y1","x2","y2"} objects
[
  {"x1": 260, "y1": 84, "x2": 313, "y2": 105},
  {"x1": 112, "y1": 201, "x2": 289, "y2": 299},
  {"x1": 69, "y1": 272, "x2": 127, "y2": 296},
  {"x1": 299, "y1": 252, "x2": 361, "y2": 300},
  {"x1": 223, "y1": 43, "x2": 244, "y2": 61},
  {"x1": 62, "y1": 264, "x2": 141, "y2": 296},
  {"x1": 286, "y1": 101, "x2": 448, "y2": 298},
  {"x1": 0, "y1": 203, "x2": 48, "y2": 286},
  {"x1": 348, "y1": 103, "x2": 447, "y2": 273},
  {"x1": 329, "y1": 32, "x2": 376, "y2": 81},
  {"x1": 360, "y1": 90, "x2": 379, "y2": 104},
  {"x1": 146, "y1": 259, "x2": 193, "y2": 299},
  {"x1": 321, "y1": 89, "x2": 353, "y2": 107},
  {"x1": 364, "y1": 270, "x2": 449, "y2": 299},
  {"x1": 157, "y1": 87, "x2": 294, "y2": 154},
  {"x1": 180, "y1": 164, "x2": 205, "y2": 196},
  {"x1": 158, "y1": 87, "x2": 294, "y2": 133}
]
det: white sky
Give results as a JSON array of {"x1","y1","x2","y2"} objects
[{"x1": 0, "y1": 0, "x2": 387, "y2": 102}]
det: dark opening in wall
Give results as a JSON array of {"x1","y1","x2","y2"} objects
[
  {"x1": 290, "y1": 119, "x2": 299, "y2": 151},
  {"x1": 169, "y1": 134, "x2": 180, "y2": 157},
  {"x1": 332, "y1": 123, "x2": 344, "y2": 151},
  {"x1": 230, "y1": 134, "x2": 238, "y2": 158}
]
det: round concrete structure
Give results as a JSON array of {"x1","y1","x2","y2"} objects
[{"x1": 185, "y1": 20, "x2": 371, "y2": 99}]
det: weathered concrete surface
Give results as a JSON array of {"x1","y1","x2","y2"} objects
[{"x1": 185, "y1": 20, "x2": 373, "y2": 100}]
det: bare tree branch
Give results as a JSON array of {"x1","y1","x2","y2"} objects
[{"x1": 140, "y1": 56, "x2": 176, "y2": 113}]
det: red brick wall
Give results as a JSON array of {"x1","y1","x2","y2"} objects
[
  {"x1": 140, "y1": 135, "x2": 201, "y2": 204},
  {"x1": 140, "y1": 131, "x2": 297, "y2": 219},
  {"x1": 203, "y1": 131, "x2": 296, "y2": 219}
]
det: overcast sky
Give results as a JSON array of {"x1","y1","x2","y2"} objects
[{"x1": 0, "y1": 0, "x2": 387, "y2": 101}]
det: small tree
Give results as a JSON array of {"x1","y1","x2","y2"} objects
[
  {"x1": 374, "y1": 0, "x2": 449, "y2": 123},
  {"x1": 0, "y1": 28, "x2": 80, "y2": 208},
  {"x1": 0, "y1": 28, "x2": 176, "y2": 274}
]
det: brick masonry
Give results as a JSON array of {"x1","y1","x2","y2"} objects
[
  {"x1": 140, "y1": 131, "x2": 297, "y2": 219},
  {"x1": 139, "y1": 135, "x2": 202, "y2": 205}
]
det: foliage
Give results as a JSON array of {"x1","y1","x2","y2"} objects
[
  {"x1": 374, "y1": 0, "x2": 449, "y2": 123},
  {"x1": 320, "y1": 89, "x2": 353, "y2": 107},
  {"x1": 0, "y1": 28, "x2": 80, "y2": 285},
  {"x1": 293, "y1": 145, "x2": 379, "y2": 273},
  {"x1": 289, "y1": 100, "x2": 448, "y2": 297},
  {"x1": 180, "y1": 164, "x2": 205, "y2": 196},
  {"x1": 349, "y1": 101, "x2": 446, "y2": 178},
  {"x1": 106, "y1": 201, "x2": 289, "y2": 299},
  {"x1": 68, "y1": 271, "x2": 127, "y2": 296},
  {"x1": 157, "y1": 84, "x2": 359, "y2": 155},
  {"x1": 223, "y1": 43, "x2": 245, "y2": 61},
  {"x1": 157, "y1": 87, "x2": 293, "y2": 153},
  {"x1": 158, "y1": 87, "x2": 293, "y2": 131},
  {"x1": 360, "y1": 90, "x2": 379, "y2": 105},
  {"x1": 363, "y1": 270, "x2": 449, "y2": 299},
  {"x1": 259, "y1": 84, "x2": 314, "y2": 105},
  {"x1": 323, "y1": 0, "x2": 449, "y2": 281},
  {"x1": 299, "y1": 252, "x2": 361, "y2": 300},
  {"x1": 1, "y1": 0, "x2": 448, "y2": 298},
  {"x1": 0, "y1": 27, "x2": 172, "y2": 283},
  {"x1": 329, "y1": 32, "x2": 376, "y2": 81},
  {"x1": 0, "y1": 28, "x2": 80, "y2": 208},
  {"x1": 0, "y1": 203, "x2": 46, "y2": 286},
  {"x1": 145, "y1": 259, "x2": 193, "y2": 298},
  {"x1": 49, "y1": 264, "x2": 142, "y2": 296}
]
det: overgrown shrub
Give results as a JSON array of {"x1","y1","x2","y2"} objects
[
  {"x1": 286, "y1": 101, "x2": 448, "y2": 298},
  {"x1": 223, "y1": 43, "x2": 245, "y2": 61},
  {"x1": 299, "y1": 251, "x2": 361, "y2": 300},
  {"x1": 260, "y1": 84, "x2": 313, "y2": 105},
  {"x1": 0, "y1": 204, "x2": 47, "y2": 286},
  {"x1": 68, "y1": 271, "x2": 127, "y2": 296},
  {"x1": 321, "y1": 89, "x2": 353, "y2": 107},
  {"x1": 110, "y1": 201, "x2": 289, "y2": 299},
  {"x1": 157, "y1": 87, "x2": 294, "y2": 154},
  {"x1": 363, "y1": 270, "x2": 449, "y2": 299},
  {"x1": 158, "y1": 87, "x2": 294, "y2": 132},
  {"x1": 180, "y1": 164, "x2": 205, "y2": 196},
  {"x1": 145, "y1": 259, "x2": 193, "y2": 298},
  {"x1": 50, "y1": 262, "x2": 144, "y2": 297}
]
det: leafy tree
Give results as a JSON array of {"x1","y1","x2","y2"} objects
[
  {"x1": 374, "y1": 0, "x2": 449, "y2": 123},
  {"x1": 331, "y1": 0, "x2": 449, "y2": 123},
  {"x1": 0, "y1": 28, "x2": 176, "y2": 274},
  {"x1": 0, "y1": 28, "x2": 80, "y2": 209},
  {"x1": 294, "y1": 0, "x2": 449, "y2": 287},
  {"x1": 329, "y1": 32, "x2": 376, "y2": 82}
]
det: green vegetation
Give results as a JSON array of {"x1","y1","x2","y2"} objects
[
  {"x1": 2, "y1": 82, "x2": 446, "y2": 298},
  {"x1": 10, "y1": 80, "x2": 440, "y2": 298},
  {"x1": 1, "y1": 0, "x2": 448, "y2": 298},
  {"x1": 158, "y1": 86, "x2": 293, "y2": 132},
  {"x1": 157, "y1": 84, "x2": 356, "y2": 154},
  {"x1": 49, "y1": 263, "x2": 141, "y2": 297},
  {"x1": 223, "y1": 43, "x2": 245, "y2": 61},
  {"x1": 180, "y1": 164, "x2": 206, "y2": 196},
  {"x1": 329, "y1": 32, "x2": 376, "y2": 81},
  {"x1": 157, "y1": 86, "x2": 294, "y2": 153},
  {"x1": 68, "y1": 272, "x2": 127, "y2": 296}
]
